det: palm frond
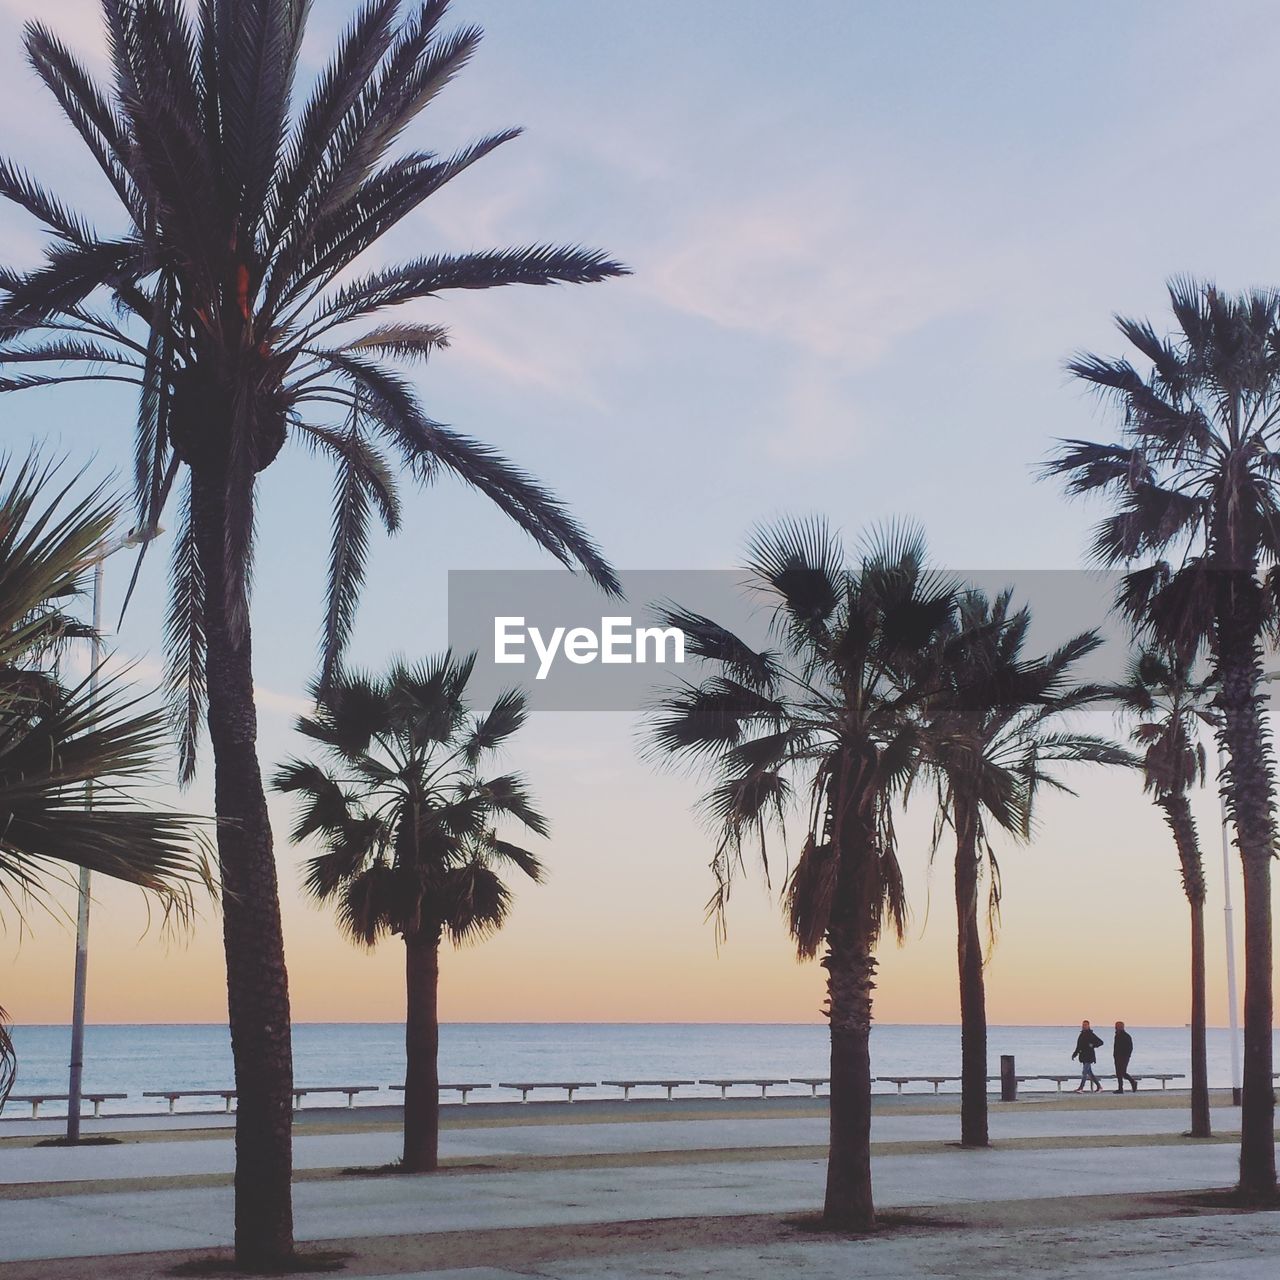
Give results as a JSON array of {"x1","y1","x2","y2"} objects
[{"x1": 163, "y1": 477, "x2": 205, "y2": 784}]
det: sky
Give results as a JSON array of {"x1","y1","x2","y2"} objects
[{"x1": 1, "y1": 0, "x2": 1278, "y2": 1029}]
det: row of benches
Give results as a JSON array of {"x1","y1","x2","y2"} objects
[{"x1": 2, "y1": 1071, "x2": 1192, "y2": 1116}]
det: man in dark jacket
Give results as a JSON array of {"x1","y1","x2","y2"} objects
[
  {"x1": 1113, "y1": 1021, "x2": 1136, "y2": 1093},
  {"x1": 1071, "y1": 1020, "x2": 1104, "y2": 1092}
]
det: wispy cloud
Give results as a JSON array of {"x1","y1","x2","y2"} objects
[
  {"x1": 640, "y1": 175, "x2": 1011, "y2": 373},
  {"x1": 59, "y1": 647, "x2": 308, "y2": 719}
]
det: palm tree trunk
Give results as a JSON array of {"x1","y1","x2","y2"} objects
[
  {"x1": 953, "y1": 792, "x2": 988, "y2": 1147},
  {"x1": 1238, "y1": 848, "x2": 1275, "y2": 1197},
  {"x1": 822, "y1": 913, "x2": 876, "y2": 1231},
  {"x1": 1157, "y1": 793, "x2": 1211, "y2": 1139},
  {"x1": 1188, "y1": 895, "x2": 1211, "y2": 1138},
  {"x1": 403, "y1": 928, "x2": 441, "y2": 1173},
  {"x1": 190, "y1": 468, "x2": 295, "y2": 1265},
  {"x1": 1215, "y1": 612, "x2": 1276, "y2": 1202}
]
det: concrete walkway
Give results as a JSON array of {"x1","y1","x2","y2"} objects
[
  {"x1": 353, "y1": 1211, "x2": 1280, "y2": 1280},
  {"x1": 0, "y1": 1139, "x2": 1246, "y2": 1262},
  {"x1": 0, "y1": 1105, "x2": 1234, "y2": 1186}
]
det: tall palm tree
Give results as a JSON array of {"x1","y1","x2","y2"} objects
[
  {"x1": 0, "y1": 453, "x2": 208, "y2": 1104},
  {"x1": 0, "y1": 3, "x2": 623, "y2": 1260},
  {"x1": 648, "y1": 520, "x2": 957, "y2": 1231},
  {"x1": 1106, "y1": 647, "x2": 1215, "y2": 1138},
  {"x1": 273, "y1": 653, "x2": 545, "y2": 1173},
  {"x1": 1046, "y1": 279, "x2": 1280, "y2": 1202},
  {"x1": 925, "y1": 588, "x2": 1123, "y2": 1148}
]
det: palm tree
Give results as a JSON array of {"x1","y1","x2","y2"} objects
[
  {"x1": 1106, "y1": 647, "x2": 1215, "y2": 1138},
  {"x1": 1046, "y1": 279, "x2": 1280, "y2": 1202},
  {"x1": 925, "y1": 588, "x2": 1123, "y2": 1148},
  {"x1": 0, "y1": 3, "x2": 623, "y2": 1260},
  {"x1": 273, "y1": 653, "x2": 545, "y2": 1173},
  {"x1": 648, "y1": 520, "x2": 957, "y2": 1231},
  {"x1": 1, "y1": 453, "x2": 208, "y2": 1105}
]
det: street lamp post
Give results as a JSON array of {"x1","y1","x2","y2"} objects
[
  {"x1": 1215, "y1": 745, "x2": 1243, "y2": 1107},
  {"x1": 65, "y1": 526, "x2": 159, "y2": 1143}
]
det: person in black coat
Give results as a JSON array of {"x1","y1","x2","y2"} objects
[
  {"x1": 1071, "y1": 1020, "x2": 1104, "y2": 1092},
  {"x1": 1113, "y1": 1021, "x2": 1136, "y2": 1093}
]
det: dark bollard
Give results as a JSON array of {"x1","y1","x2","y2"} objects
[{"x1": 1000, "y1": 1054, "x2": 1017, "y2": 1102}]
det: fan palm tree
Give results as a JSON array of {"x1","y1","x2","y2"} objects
[
  {"x1": 924, "y1": 588, "x2": 1123, "y2": 1148},
  {"x1": 648, "y1": 519, "x2": 957, "y2": 1231},
  {"x1": 1105, "y1": 647, "x2": 1215, "y2": 1138},
  {"x1": 0, "y1": 3, "x2": 623, "y2": 1259},
  {"x1": 0, "y1": 453, "x2": 208, "y2": 1105},
  {"x1": 1046, "y1": 279, "x2": 1280, "y2": 1202},
  {"x1": 273, "y1": 652, "x2": 545, "y2": 1173}
]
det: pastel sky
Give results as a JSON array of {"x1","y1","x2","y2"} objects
[{"x1": 1, "y1": 0, "x2": 1277, "y2": 1028}]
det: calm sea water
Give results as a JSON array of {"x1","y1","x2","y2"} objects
[{"x1": 3, "y1": 1022, "x2": 1272, "y2": 1117}]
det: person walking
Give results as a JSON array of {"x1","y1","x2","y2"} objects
[
  {"x1": 1113, "y1": 1021, "x2": 1137, "y2": 1093},
  {"x1": 1071, "y1": 1020, "x2": 1104, "y2": 1092}
]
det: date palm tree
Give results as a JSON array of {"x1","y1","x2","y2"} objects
[
  {"x1": 273, "y1": 653, "x2": 545, "y2": 1173},
  {"x1": 925, "y1": 588, "x2": 1122, "y2": 1148},
  {"x1": 1, "y1": 454, "x2": 208, "y2": 1104},
  {"x1": 1046, "y1": 279, "x2": 1280, "y2": 1202},
  {"x1": 1106, "y1": 647, "x2": 1215, "y2": 1138},
  {"x1": 648, "y1": 519, "x2": 957, "y2": 1231},
  {"x1": 0, "y1": 2, "x2": 622, "y2": 1260}
]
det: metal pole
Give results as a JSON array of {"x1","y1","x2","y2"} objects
[
  {"x1": 1216, "y1": 745, "x2": 1243, "y2": 1107},
  {"x1": 66, "y1": 558, "x2": 104, "y2": 1142}
]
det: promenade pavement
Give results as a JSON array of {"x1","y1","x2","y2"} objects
[
  {"x1": 0, "y1": 1125, "x2": 1249, "y2": 1261},
  {"x1": 349, "y1": 1211, "x2": 1280, "y2": 1280},
  {"x1": 0, "y1": 1104, "x2": 1235, "y2": 1185}
]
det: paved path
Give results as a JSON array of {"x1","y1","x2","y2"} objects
[
  {"x1": 0, "y1": 1105, "x2": 1233, "y2": 1185},
  {"x1": 349, "y1": 1211, "x2": 1280, "y2": 1280},
  {"x1": 0, "y1": 1140, "x2": 1246, "y2": 1262}
]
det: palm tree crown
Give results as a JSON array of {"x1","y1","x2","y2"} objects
[
  {"x1": 273, "y1": 652, "x2": 546, "y2": 947},
  {"x1": 926, "y1": 588, "x2": 1123, "y2": 938},
  {"x1": 1, "y1": 453, "x2": 208, "y2": 1105},
  {"x1": 0, "y1": 454, "x2": 207, "y2": 909},
  {"x1": 650, "y1": 521, "x2": 959, "y2": 954},
  {"x1": 0, "y1": 0, "x2": 627, "y2": 771},
  {"x1": 1106, "y1": 646, "x2": 1214, "y2": 900},
  {"x1": 1045, "y1": 279, "x2": 1280, "y2": 645}
]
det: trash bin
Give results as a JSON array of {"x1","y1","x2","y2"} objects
[{"x1": 1000, "y1": 1054, "x2": 1017, "y2": 1102}]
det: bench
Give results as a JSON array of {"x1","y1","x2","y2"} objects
[
  {"x1": 390, "y1": 1083, "x2": 493, "y2": 1104},
  {"x1": 602, "y1": 1079, "x2": 695, "y2": 1101},
  {"x1": 291, "y1": 1085, "x2": 380, "y2": 1109},
  {"x1": 700, "y1": 1078, "x2": 788, "y2": 1099},
  {"x1": 4, "y1": 1092, "x2": 127, "y2": 1119},
  {"x1": 1131, "y1": 1073, "x2": 1185, "y2": 1090},
  {"x1": 877, "y1": 1075, "x2": 960, "y2": 1094},
  {"x1": 1036, "y1": 1075, "x2": 1078, "y2": 1092},
  {"x1": 790, "y1": 1077, "x2": 830, "y2": 1096},
  {"x1": 497, "y1": 1081, "x2": 594, "y2": 1103},
  {"x1": 143, "y1": 1088, "x2": 238, "y2": 1113}
]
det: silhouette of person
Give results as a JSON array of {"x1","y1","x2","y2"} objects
[
  {"x1": 1113, "y1": 1021, "x2": 1136, "y2": 1093},
  {"x1": 1071, "y1": 1020, "x2": 1104, "y2": 1092}
]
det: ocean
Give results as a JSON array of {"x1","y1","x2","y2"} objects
[{"x1": 2, "y1": 1022, "x2": 1271, "y2": 1117}]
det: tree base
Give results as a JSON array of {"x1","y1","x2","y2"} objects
[
  {"x1": 171, "y1": 1247, "x2": 350, "y2": 1276},
  {"x1": 35, "y1": 1136, "x2": 122, "y2": 1148}
]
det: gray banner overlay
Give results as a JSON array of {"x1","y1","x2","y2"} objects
[{"x1": 447, "y1": 569, "x2": 1260, "y2": 712}]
